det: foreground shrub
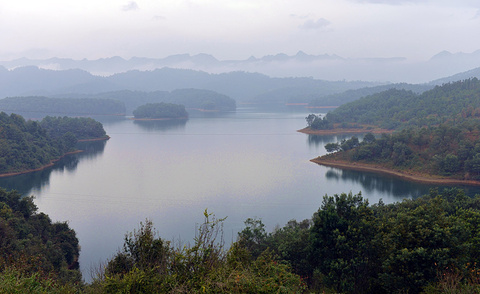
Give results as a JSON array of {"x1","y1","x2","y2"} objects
[{"x1": 95, "y1": 210, "x2": 306, "y2": 293}]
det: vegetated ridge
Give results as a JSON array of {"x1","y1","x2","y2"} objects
[
  {"x1": 0, "y1": 113, "x2": 107, "y2": 176},
  {"x1": 66, "y1": 88, "x2": 236, "y2": 115},
  {"x1": 0, "y1": 65, "x2": 379, "y2": 104},
  {"x1": 309, "y1": 78, "x2": 480, "y2": 183},
  {"x1": 307, "y1": 82, "x2": 433, "y2": 107}
]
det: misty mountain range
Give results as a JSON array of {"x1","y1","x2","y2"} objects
[
  {"x1": 0, "y1": 66, "x2": 381, "y2": 103},
  {"x1": 2, "y1": 50, "x2": 480, "y2": 84},
  {"x1": 1, "y1": 50, "x2": 480, "y2": 107}
]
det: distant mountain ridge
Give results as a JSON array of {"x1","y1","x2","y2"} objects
[
  {"x1": 0, "y1": 51, "x2": 345, "y2": 74},
  {"x1": 1, "y1": 55, "x2": 480, "y2": 108},
  {"x1": 0, "y1": 66, "x2": 380, "y2": 103},
  {"x1": 2, "y1": 50, "x2": 480, "y2": 83}
]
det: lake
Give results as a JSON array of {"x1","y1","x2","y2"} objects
[{"x1": 4, "y1": 107, "x2": 480, "y2": 281}]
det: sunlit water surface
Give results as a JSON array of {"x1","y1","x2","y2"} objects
[{"x1": 3, "y1": 107, "x2": 480, "y2": 281}]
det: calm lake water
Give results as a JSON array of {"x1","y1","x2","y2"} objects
[{"x1": 4, "y1": 107, "x2": 480, "y2": 281}]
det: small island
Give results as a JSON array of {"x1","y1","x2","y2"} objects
[{"x1": 132, "y1": 102, "x2": 188, "y2": 120}]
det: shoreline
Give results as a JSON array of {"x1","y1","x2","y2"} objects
[
  {"x1": 298, "y1": 127, "x2": 394, "y2": 135},
  {"x1": 0, "y1": 150, "x2": 84, "y2": 178},
  {"x1": 311, "y1": 158, "x2": 480, "y2": 186},
  {"x1": 78, "y1": 136, "x2": 110, "y2": 142},
  {"x1": 0, "y1": 136, "x2": 109, "y2": 178}
]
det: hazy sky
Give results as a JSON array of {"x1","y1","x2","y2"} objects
[{"x1": 1, "y1": 0, "x2": 480, "y2": 61}]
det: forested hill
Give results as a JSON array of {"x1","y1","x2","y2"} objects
[
  {"x1": 0, "y1": 96, "x2": 126, "y2": 117},
  {"x1": 309, "y1": 78, "x2": 480, "y2": 181},
  {"x1": 0, "y1": 66, "x2": 379, "y2": 103},
  {"x1": 0, "y1": 113, "x2": 106, "y2": 175},
  {"x1": 318, "y1": 78, "x2": 480, "y2": 130},
  {"x1": 308, "y1": 82, "x2": 432, "y2": 107},
  {"x1": 76, "y1": 88, "x2": 236, "y2": 114},
  {"x1": 317, "y1": 124, "x2": 480, "y2": 180},
  {"x1": 133, "y1": 102, "x2": 188, "y2": 119}
]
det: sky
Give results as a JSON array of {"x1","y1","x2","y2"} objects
[{"x1": 1, "y1": 0, "x2": 480, "y2": 61}]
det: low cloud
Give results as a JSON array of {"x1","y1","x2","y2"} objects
[
  {"x1": 122, "y1": 1, "x2": 139, "y2": 11},
  {"x1": 299, "y1": 18, "x2": 330, "y2": 30}
]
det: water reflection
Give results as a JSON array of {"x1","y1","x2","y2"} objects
[
  {"x1": 307, "y1": 135, "x2": 335, "y2": 147},
  {"x1": 87, "y1": 115, "x2": 127, "y2": 126},
  {"x1": 133, "y1": 119, "x2": 188, "y2": 132},
  {"x1": 0, "y1": 140, "x2": 107, "y2": 196},
  {"x1": 325, "y1": 167, "x2": 435, "y2": 200},
  {"x1": 75, "y1": 140, "x2": 107, "y2": 162},
  {"x1": 307, "y1": 134, "x2": 364, "y2": 148}
]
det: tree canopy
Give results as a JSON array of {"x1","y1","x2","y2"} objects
[
  {"x1": 0, "y1": 113, "x2": 107, "y2": 174},
  {"x1": 319, "y1": 78, "x2": 480, "y2": 130},
  {"x1": 0, "y1": 188, "x2": 81, "y2": 289},
  {"x1": 133, "y1": 102, "x2": 188, "y2": 119}
]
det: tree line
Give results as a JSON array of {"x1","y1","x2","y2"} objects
[
  {"x1": 0, "y1": 188, "x2": 81, "y2": 292},
  {"x1": 0, "y1": 113, "x2": 107, "y2": 174},
  {"x1": 319, "y1": 121, "x2": 480, "y2": 180},
  {"x1": 3, "y1": 188, "x2": 480, "y2": 293},
  {"x1": 307, "y1": 78, "x2": 480, "y2": 131},
  {"x1": 133, "y1": 102, "x2": 188, "y2": 119}
]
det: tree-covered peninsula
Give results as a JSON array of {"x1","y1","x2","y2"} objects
[
  {"x1": 315, "y1": 124, "x2": 480, "y2": 182},
  {"x1": 132, "y1": 102, "x2": 188, "y2": 120},
  {"x1": 40, "y1": 116, "x2": 108, "y2": 141},
  {"x1": 0, "y1": 113, "x2": 107, "y2": 175},
  {"x1": 309, "y1": 78, "x2": 480, "y2": 183}
]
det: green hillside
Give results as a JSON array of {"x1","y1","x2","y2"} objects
[
  {"x1": 321, "y1": 78, "x2": 480, "y2": 130},
  {"x1": 0, "y1": 113, "x2": 106, "y2": 175},
  {"x1": 310, "y1": 78, "x2": 480, "y2": 181}
]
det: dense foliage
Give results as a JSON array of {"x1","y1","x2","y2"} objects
[
  {"x1": 306, "y1": 114, "x2": 333, "y2": 130},
  {"x1": 306, "y1": 78, "x2": 480, "y2": 131},
  {"x1": 0, "y1": 113, "x2": 106, "y2": 174},
  {"x1": 318, "y1": 121, "x2": 480, "y2": 180},
  {"x1": 238, "y1": 188, "x2": 480, "y2": 293},
  {"x1": 0, "y1": 96, "x2": 126, "y2": 117},
  {"x1": 0, "y1": 113, "x2": 65, "y2": 174},
  {"x1": 0, "y1": 188, "x2": 82, "y2": 291},
  {"x1": 40, "y1": 116, "x2": 108, "y2": 141},
  {"x1": 133, "y1": 102, "x2": 188, "y2": 119},
  {"x1": 92, "y1": 211, "x2": 306, "y2": 293},
  {"x1": 3, "y1": 188, "x2": 480, "y2": 293}
]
